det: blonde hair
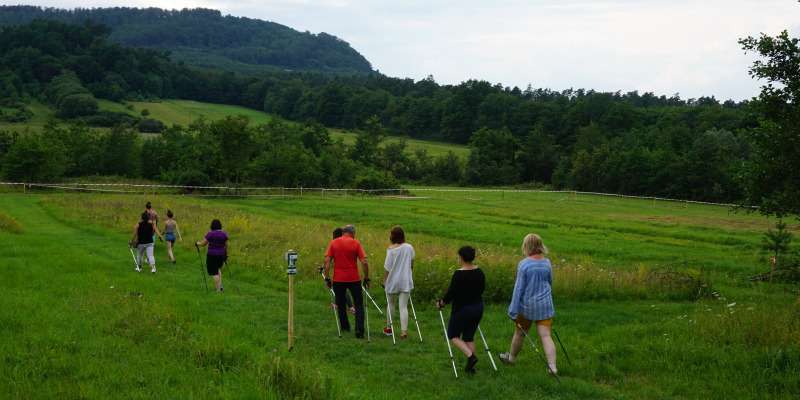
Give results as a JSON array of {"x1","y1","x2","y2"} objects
[{"x1": 522, "y1": 233, "x2": 548, "y2": 256}]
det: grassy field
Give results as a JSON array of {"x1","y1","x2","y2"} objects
[
  {"x1": 1, "y1": 188, "x2": 798, "y2": 399},
  {"x1": 0, "y1": 99, "x2": 469, "y2": 158}
]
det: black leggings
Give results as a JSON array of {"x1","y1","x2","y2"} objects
[{"x1": 332, "y1": 281, "x2": 365, "y2": 335}]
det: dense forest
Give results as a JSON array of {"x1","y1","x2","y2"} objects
[
  {"x1": 0, "y1": 6, "x2": 373, "y2": 75},
  {"x1": 0, "y1": 18, "x2": 761, "y2": 203}
]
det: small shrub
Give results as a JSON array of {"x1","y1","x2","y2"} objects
[
  {"x1": 137, "y1": 118, "x2": 165, "y2": 133},
  {"x1": 0, "y1": 212, "x2": 23, "y2": 234},
  {"x1": 258, "y1": 357, "x2": 336, "y2": 400}
]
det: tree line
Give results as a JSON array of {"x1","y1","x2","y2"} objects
[{"x1": 0, "y1": 20, "x2": 762, "y2": 203}]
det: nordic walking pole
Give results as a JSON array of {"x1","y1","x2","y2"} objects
[
  {"x1": 516, "y1": 322, "x2": 560, "y2": 383},
  {"x1": 438, "y1": 308, "x2": 458, "y2": 378},
  {"x1": 385, "y1": 291, "x2": 396, "y2": 345},
  {"x1": 409, "y1": 295, "x2": 423, "y2": 342},
  {"x1": 195, "y1": 244, "x2": 208, "y2": 292},
  {"x1": 362, "y1": 286, "x2": 384, "y2": 315},
  {"x1": 477, "y1": 326, "x2": 498, "y2": 371},
  {"x1": 319, "y1": 267, "x2": 341, "y2": 338},
  {"x1": 286, "y1": 250, "x2": 298, "y2": 351},
  {"x1": 553, "y1": 329, "x2": 572, "y2": 366},
  {"x1": 364, "y1": 288, "x2": 371, "y2": 342},
  {"x1": 129, "y1": 246, "x2": 140, "y2": 270}
]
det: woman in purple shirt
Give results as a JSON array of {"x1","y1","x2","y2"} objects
[{"x1": 196, "y1": 219, "x2": 229, "y2": 292}]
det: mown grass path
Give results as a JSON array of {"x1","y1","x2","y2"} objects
[{"x1": 1, "y1": 194, "x2": 797, "y2": 399}]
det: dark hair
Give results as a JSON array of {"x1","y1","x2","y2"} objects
[
  {"x1": 145, "y1": 202, "x2": 152, "y2": 209},
  {"x1": 333, "y1": 227, "x2": 343, "y2": 239},
  {"x1": 167, "y1": 210, "x2": 173, "y2": 218},
  {"x1": 342, "y1": 224, "x2": 356, "y2": 235},
  {"x1": 458, "y1": 246, "x2": 476, "y2": 263},
  {"x1": 210, "y1": 219, "x2": 222, "y2": 230},
  {"x1": 390, "y1": 226, "x2": 405, "y2": 244},
  {"x1": 140, "y1": 212, "x2": 149, "y2": 222}
]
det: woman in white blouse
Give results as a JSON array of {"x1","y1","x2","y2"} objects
[{"x1": 382, "y1": 226, "x2": 415, "y2": 339}]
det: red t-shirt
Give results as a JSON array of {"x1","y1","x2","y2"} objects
[{"x1": 325, "y1": 236, "x2": 366, "y2": 282}]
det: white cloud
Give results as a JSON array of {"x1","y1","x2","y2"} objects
[{"x1": 4, "y1": 0, "x2": 799, "y2": 100}]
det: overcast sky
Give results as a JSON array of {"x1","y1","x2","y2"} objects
[{"x1": 5, "y1": 0, "x2": 800, "y2": 100}]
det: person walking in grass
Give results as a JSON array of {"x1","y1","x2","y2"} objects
[
  {"x1": 163, "y1": 210, "x2": 182, "y2": 264},
  {"x1": 145, "y1": 202, "x2": 159, "y2": 245},
  {"x1": 323, "y1": 224, "x2": 370, "y2": 338},
  {"x1": 130, "y1": 212, "x2": 164, "y2": 273},
  {"x1": 499, "y1": 233, "x2": 558, "y2": 375},
  {"x1": 382, "y1": 226, "x2": 415, "y2": 339},
  {"x1": 436, "y1": 246, "x2": 485, "y2": 374},
  {"x1": 331, "y1": 227, "x2": 355, "y2": 315},
  {"x1": 196, "y1": 219, "x2": 228, "y2": 292}
]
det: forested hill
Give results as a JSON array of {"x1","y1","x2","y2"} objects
[{"x1": 0, "y1": 5, "x2": 373, "y2": 75}]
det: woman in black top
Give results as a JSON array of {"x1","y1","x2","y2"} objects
[
  {"x1": 130, "y1": 212, "x2": 163, "y2": 273},
  {"x1": 437, "y1": 246, "x2": 485, "y2": 374}
]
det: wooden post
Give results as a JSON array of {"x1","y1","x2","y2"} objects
[
  {"x1": 286, "y1": 250, "x2": 298, "y2": 351},
  {"x1": 288, "y1": 273, "x2": 294, "y2": 350}
]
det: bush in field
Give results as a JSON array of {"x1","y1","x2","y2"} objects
[
  {"x1": 352, "y1": 167, "x2": 400, "y2": 191},
  {"x1": 137, "y1": 118, "x2": 165, "y2": 133},
  {"x1": 0, "y1": 212, "x2": 23, "y2": 234},
  {"x1": 57, "y1": 93, "x2": 98, "y2": 118},
  {"x1": 79, "y1": 111, "x2": 138, "y2": 127}
]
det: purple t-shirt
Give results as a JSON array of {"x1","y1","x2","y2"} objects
[{"x1": 205, "y1": 230, "x2": 228, "y2": 256}]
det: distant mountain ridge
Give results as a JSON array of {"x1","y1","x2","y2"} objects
[{"x1": 0, "y1": 5, "x2": 374, "y2": 75}]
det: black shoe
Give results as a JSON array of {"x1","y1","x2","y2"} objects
[
  {"x1": 355, "y1": 332, "x2": 365, "y2": 339},
  {"x1": 465, "y1": 354, "x2": 478, "y2": 373}
]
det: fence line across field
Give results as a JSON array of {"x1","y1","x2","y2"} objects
[{"x1": 0, "y1": 181, "x2": 753, "y2": 209}]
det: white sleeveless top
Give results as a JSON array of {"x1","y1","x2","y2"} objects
[{"x1": 384, "y1": 243, "x2": 415, "y2": 293}]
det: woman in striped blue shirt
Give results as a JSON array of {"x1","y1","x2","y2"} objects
[{"x1": 499, "y1": 233, "x2": 557, "y2": 375}]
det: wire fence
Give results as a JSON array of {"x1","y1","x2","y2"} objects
[{"x1": 0, "y1": 181, "x2": 752, "y2": 209}]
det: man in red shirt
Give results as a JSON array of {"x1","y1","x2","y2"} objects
[{"x1": 323, "y1": 224, "x2": 370, "y2": 338}]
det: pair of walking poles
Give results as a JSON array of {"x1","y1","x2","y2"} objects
[
  {"x1": 194, "y1": 244, "x2": 237, "y2": 293},
  {"x1": 318, "y1": 268, "x2": 422, "y2": 343},
  {"x1": 437, "y1": 308, "x2": 497, "y2": 378},
  {"x1": 437, "y1": 312, "x2": 571, "y2": 379}
]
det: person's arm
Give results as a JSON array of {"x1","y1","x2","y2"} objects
[
  {"x1": 152, "y1": 222, "x2": 164, "y2": 241},
  {"x1": 508, "y1": 264, "x2": 527, "y2": 320},
  {"x1": 196, "y1": 238, "x2": 208, "y2": 247},
  {"x1": 323, "y1": 242, "x2": 333, "y2": 287},
  {"x1": 357, "y1": 243, "x2": 369, "y2": 285},
  {"x1": 130, "y1": 225, "x2": 138, "y2": 245},
  {"x1": 382, "y1": 249, "x2": 393, "y2": 287},
  {"x1": 439, "y1": 272, "x2": 458, "y2": 308}
]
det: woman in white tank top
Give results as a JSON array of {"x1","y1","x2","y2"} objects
[{"x1": 382, "y1": 226, "x2": 415, "y2": 339}]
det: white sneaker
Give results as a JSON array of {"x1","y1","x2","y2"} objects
[
  {"x1": 499, "y1": 352, "x2": 515, "y2": 365},
  {"x1": 135, "y1": 267, "x2": 142, "y2": 272},
  {"x1": 151, "y1": 266, "x2": 157, "y2": 274}
]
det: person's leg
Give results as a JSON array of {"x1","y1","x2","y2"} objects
[
  {"x1": 450, "y1": 337, "x2": 473, "y2": 358},
  {"x1": 332, "y1": 283, "x2": 350, "y2": 331},
  {"x1": 537, "y1": 322, "x2": 557, "y2": 373},
  {"x1": 508, "y1": 328, "x2": 526, "y2": 361},
  {"x1": 398, "y1": 292, "x2": 410, "y2": 334},
  {"x1": 386, "y1": 293, "x2": 397, "y2": 328},
  {"x1": 136, "y1": 245, "x2": 145, "y2": 270},
  {"x1": 350, "y1": 283, "x2": 365, "y2": 337},
  {"x1": 167, "y1": 240, "x2": 175, "y2": 262},
  {"x1": 214, "y1": 273, "x2": 222, "y2": 291},
  {"x1": 146, "y1": 244, "x2": 156, "y2": 272}
]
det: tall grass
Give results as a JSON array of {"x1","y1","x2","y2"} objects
[
  {"x1": 44, "y1": 194, "x2": 712, "y2": 303},
  {"x1": 0, "y1": 212, "x2": 23, "y2": 234}
]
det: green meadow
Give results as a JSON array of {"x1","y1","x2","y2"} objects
[{"x1": 0, "y1": 189, "x2": 798, "y2": 399}]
